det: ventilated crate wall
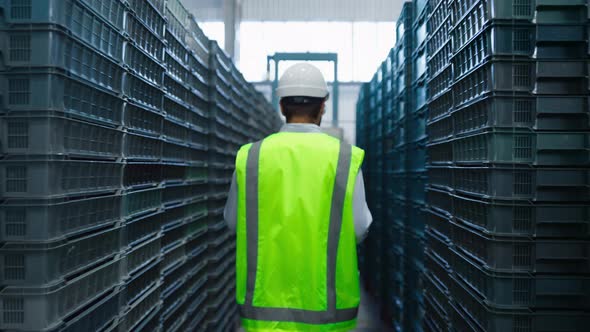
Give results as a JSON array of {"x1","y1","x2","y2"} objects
[
  {"x1": 357, "y1": 0, "x2": 590, "y2": 331},
  {"x1": 0, "y1": 0, "x2": 281, "y2": 331}
]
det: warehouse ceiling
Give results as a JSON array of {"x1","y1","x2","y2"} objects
[{"x1": 184, "y1": 0, "x2": 404, "y2": 22}]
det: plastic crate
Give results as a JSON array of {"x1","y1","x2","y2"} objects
[
  {"x1": 407, "y1": 111, "x2": 427, "y2": 145},
  {"x1": 427, "y1": 113, "x2": 453, "y2": 144},
  {"x1": 122, "y1": 188, "x2": 162, "y2": 220},
  {"x1": 0, "y1": 225, "x2": 121, "y2": 286},
  {"x1": 424, "y1": 271, "x2": 452, "y2": 320},
  {"x1": 427, "y1": 38, "x2": 452, "y2": 81},
  {"x1": 426, "y1": 208, "x2": 453, "y2": 243},
  {"x1": 450, "y1": 219, "x2": 590, "y2": 274},
  {"x1": 124, "y1": 73, "x2": 164, "y2": 112},
  {"x1": 408, "y1": 173, "x2": 428, "y2": 204},
  {"x1": 427, "y1": 140, "x2": 453, "y2": 166},
  {"x1": 451, "y1": 166, "x2": 590, "y2": 201},
  {"x1": 126, "y1": 14, "x2": 165, "y2": 63},
  {"x1": 450, "y1": 0, "x2": 589, "y2": 27},
  {"x1": 125, "y1": 43, "x2": 165, "y2": 86},
  {"x1": 449, "y1": 273, "x2": 590, "y2": 332},
  {"x1": 452, "y1": 60, "x2": 589, "y2": 108},
  {"x1": 451, "y1": 131, "x2": 590, "y2": 166},
  {"x1": 0, "y1": 258, "x2": 121, "y2": 331},
  {"x1": 1, "y1": 114, "x2": 123, "y2": 159},
  {"x1": 0, "y1": 29, "x2": 124, "y2": 92},
  {"x1": 123, "y1": 234, "x2": 162, "y2": 277},
  {"x1": 427, "y1": 186, "x2": 453, "y2": 216},
  {"x1": 428, "y1": 89, "x2": 453, "y2": 122},
  {"x1": 0, "y1": 194, "x2": 121, "y2": 242},
  {"x1": 426, "y1": 227, "x2": 453, "y2": 267},
  {"x1": 117, "y1": 283, "x2": 161, "y2": 332},
  {"x1": 122, "y1": 258, "x2": 161, "y2": 308},
  {"x1": 0, "y1": 71, "x2": 124, "y2": 126},
  {"x1": 451, "y1": 247, "x2": 590, "y2": 309},
  {"x1": 0, "y1": 159, "x2": 122, "y2": 199},
  {"x1": 427, "y1": 68, "x2": 453, "y2": 103},
  {"x1": 125, "y1": 210, "x2": 162, "y2": 248},
  {"x1": 123, "y1": 132, "x2": 162, "y2": 161},
  {"x1": 58, "y1": 288, "x2": 121, "y2": 332},
  {"x1": 452, "y1": 94, "x2": 590, "y2": 134},
  {"x1": 452, "y1": 194, "x2": 590, "y2": 238},
  {"x1": 407, "y1": 140, "x2": 427, "y2": 171},
  {"x1": 452, "y1": 24, "x2": 589, "y2": 76},
  {"x1": 0, "y1": 0, "x2": 126, "y2": 58},
  {"x1": 127, "y1": 0, "x2": 166, "y2": 38}
]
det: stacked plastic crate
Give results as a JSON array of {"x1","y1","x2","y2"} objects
[
  {"x1": 423, "y1": 0, "x2": 454, "y2": 331},
  {"x1": 0, "y1": 0, "x2": 281, "y2": 331},
  {"x1": 118, "y1": 0, "x2": 167, "y2": 331},
  {"x1": 402, "y1": 0, "x2": 429, "y2": 330},
  {"x1": 0, "y1": 0, "x2": 128, "y2": 331},
  {"x1": 203, "y1": 41, "x2": 238, "y2": 331},
  {"x1": 426, "y1": 0, "x2": 590, "y2": 331}
]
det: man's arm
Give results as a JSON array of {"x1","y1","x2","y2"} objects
[
  {"x1": 353, "y1": 171, "x2": 373, "y2": 243},
  {"x1": 223, "y1": 172, "x2": 238, "y2": 233}
]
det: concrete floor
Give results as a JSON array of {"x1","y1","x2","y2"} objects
[{"x1": 236, "y1": 286, "x2": 392, "y2": 331}]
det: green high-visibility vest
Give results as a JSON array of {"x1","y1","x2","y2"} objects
[{"x1": 235, "y1": 131, "x2": 365, "y2": 332}]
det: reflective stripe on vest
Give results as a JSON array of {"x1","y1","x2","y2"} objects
[{"x1": 239, "y1": 139, "x2": 358, "y2": 324}]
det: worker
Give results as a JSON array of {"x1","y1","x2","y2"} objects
[{"x1": 224, "y1": 63, "x2": 372, "y2": 331}]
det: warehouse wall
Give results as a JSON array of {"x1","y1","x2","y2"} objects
[{"x1": 253, "y1": 82, "x2": 362, "y2": 144}]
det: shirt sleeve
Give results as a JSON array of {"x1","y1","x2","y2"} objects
[
  {"x1": 353, "y1": 171, "x2": 373, "y2": 243},
  {"x1": 223, "y1": 171, "x2": 238, "y2": 233}
]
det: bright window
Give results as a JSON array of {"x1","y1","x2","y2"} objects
[
  {"x1": 241, "y1": 22, "x2": 395, "y2": 82},
  {"x1": 200, "y1": 21, "x2": 396, "y2": 82}
]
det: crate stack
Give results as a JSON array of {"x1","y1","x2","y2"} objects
[
  {"x1": 425, "y1": 0, "x2": 590, "y2": 331},
  {"x1": 423, "y1": 0, "x2": 454, "y2": 331},
  {"x1": 0, "y1": 0, "x2": 281, "y2": 331},
  {"x1": 0, "y1": 0, "x2": 128, "y2": 331},
  {"x1": 402, "y1": 0, "x2": 430, "y2": 330},
  {"x1": 359, "y1": 69, "x2": 384, "y2": 304}
]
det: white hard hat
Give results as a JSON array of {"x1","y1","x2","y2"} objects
[{"x1": 276, "y1": 63, "x2": 329, "y2": 99}]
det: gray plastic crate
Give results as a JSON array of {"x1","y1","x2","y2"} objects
[
  {"x1": 0, "y1": 225, "x2": 121, "y2": 285},
  {"x1": 0, "y1": 159, "x2": 122, "y2": 198},
  {"x1": 449, "y1": 273, "x2": 590, "y2": 332},
  {"x1": 125, "y1": 43, "x2": 166, "y2": 86},
  {"x1": 0, "y1": 258, "x2": 121, "y2": 331},
  {"x1": 0, "y1": 29, "x2": 124, "y2": 92},
  {"x1": 452, "y1": 194, "x2": 590, "y2": 238},
  {"x1": 453, "y1": 60, "x2": 589, "y2": 108},
  {"x1": 0, "y1": 71, "x2": 123, "y2": 126},
  {"x1": 0, "y1": 114, "x2": 123, "y2": 159},
  {"x1": 452, "y1": 95, "x2": 590, "y2": 134},
  {"x1": 126, "y1": 14, "x2": 165, "y2": 63},
  {"x1": 427, "y1": 186, "x2": 454, "y2": 216},
  {"x1": 450, "y1": 219, "x2": 590, "y2": 274},
  {"x1": 123, "y1": 132, "x2": 162, "y2": 161},
  {"x1": 58, "y1": 288, "x2": 121, "y2": 332},
  {"x1": 117, "y1": 283, "x2": 161, "y2": 332},
  {"x1": 428, "y1": 89, "x2": 453, "y2": 122},
  {"x1": 123, "y1": 234, "x2": 162, "y2": 277},
  {"x1": 127, "y1": 0, "x2": 166, "y2": 38},
  {"x1": 451, "y1": 248, "x2": 590, "y2": 309},
  {"x1": 122, "y1": 258, "x2": 161, "y2": 308},
  {"x1": 123, "y1": 72, "x2": 164, "y2": 112},
  {"x1": 0, "y1": 194, "x2": 121, "y2": 242},
  {"x1": 122, "y1": 188, "x2": 162, "y2": 220},
  {"x1": 452, "y1": 166, "x2": 590, "y2": 201},
  {"x1": 0, "y1": 0, "x2": 126, "y2": 59},
  {"x1": 451, "y1": 131, "x2": 590, "y2": 166},
  {"x1": 450, "y1": 0, "x2": 589, "y2": 27}
]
